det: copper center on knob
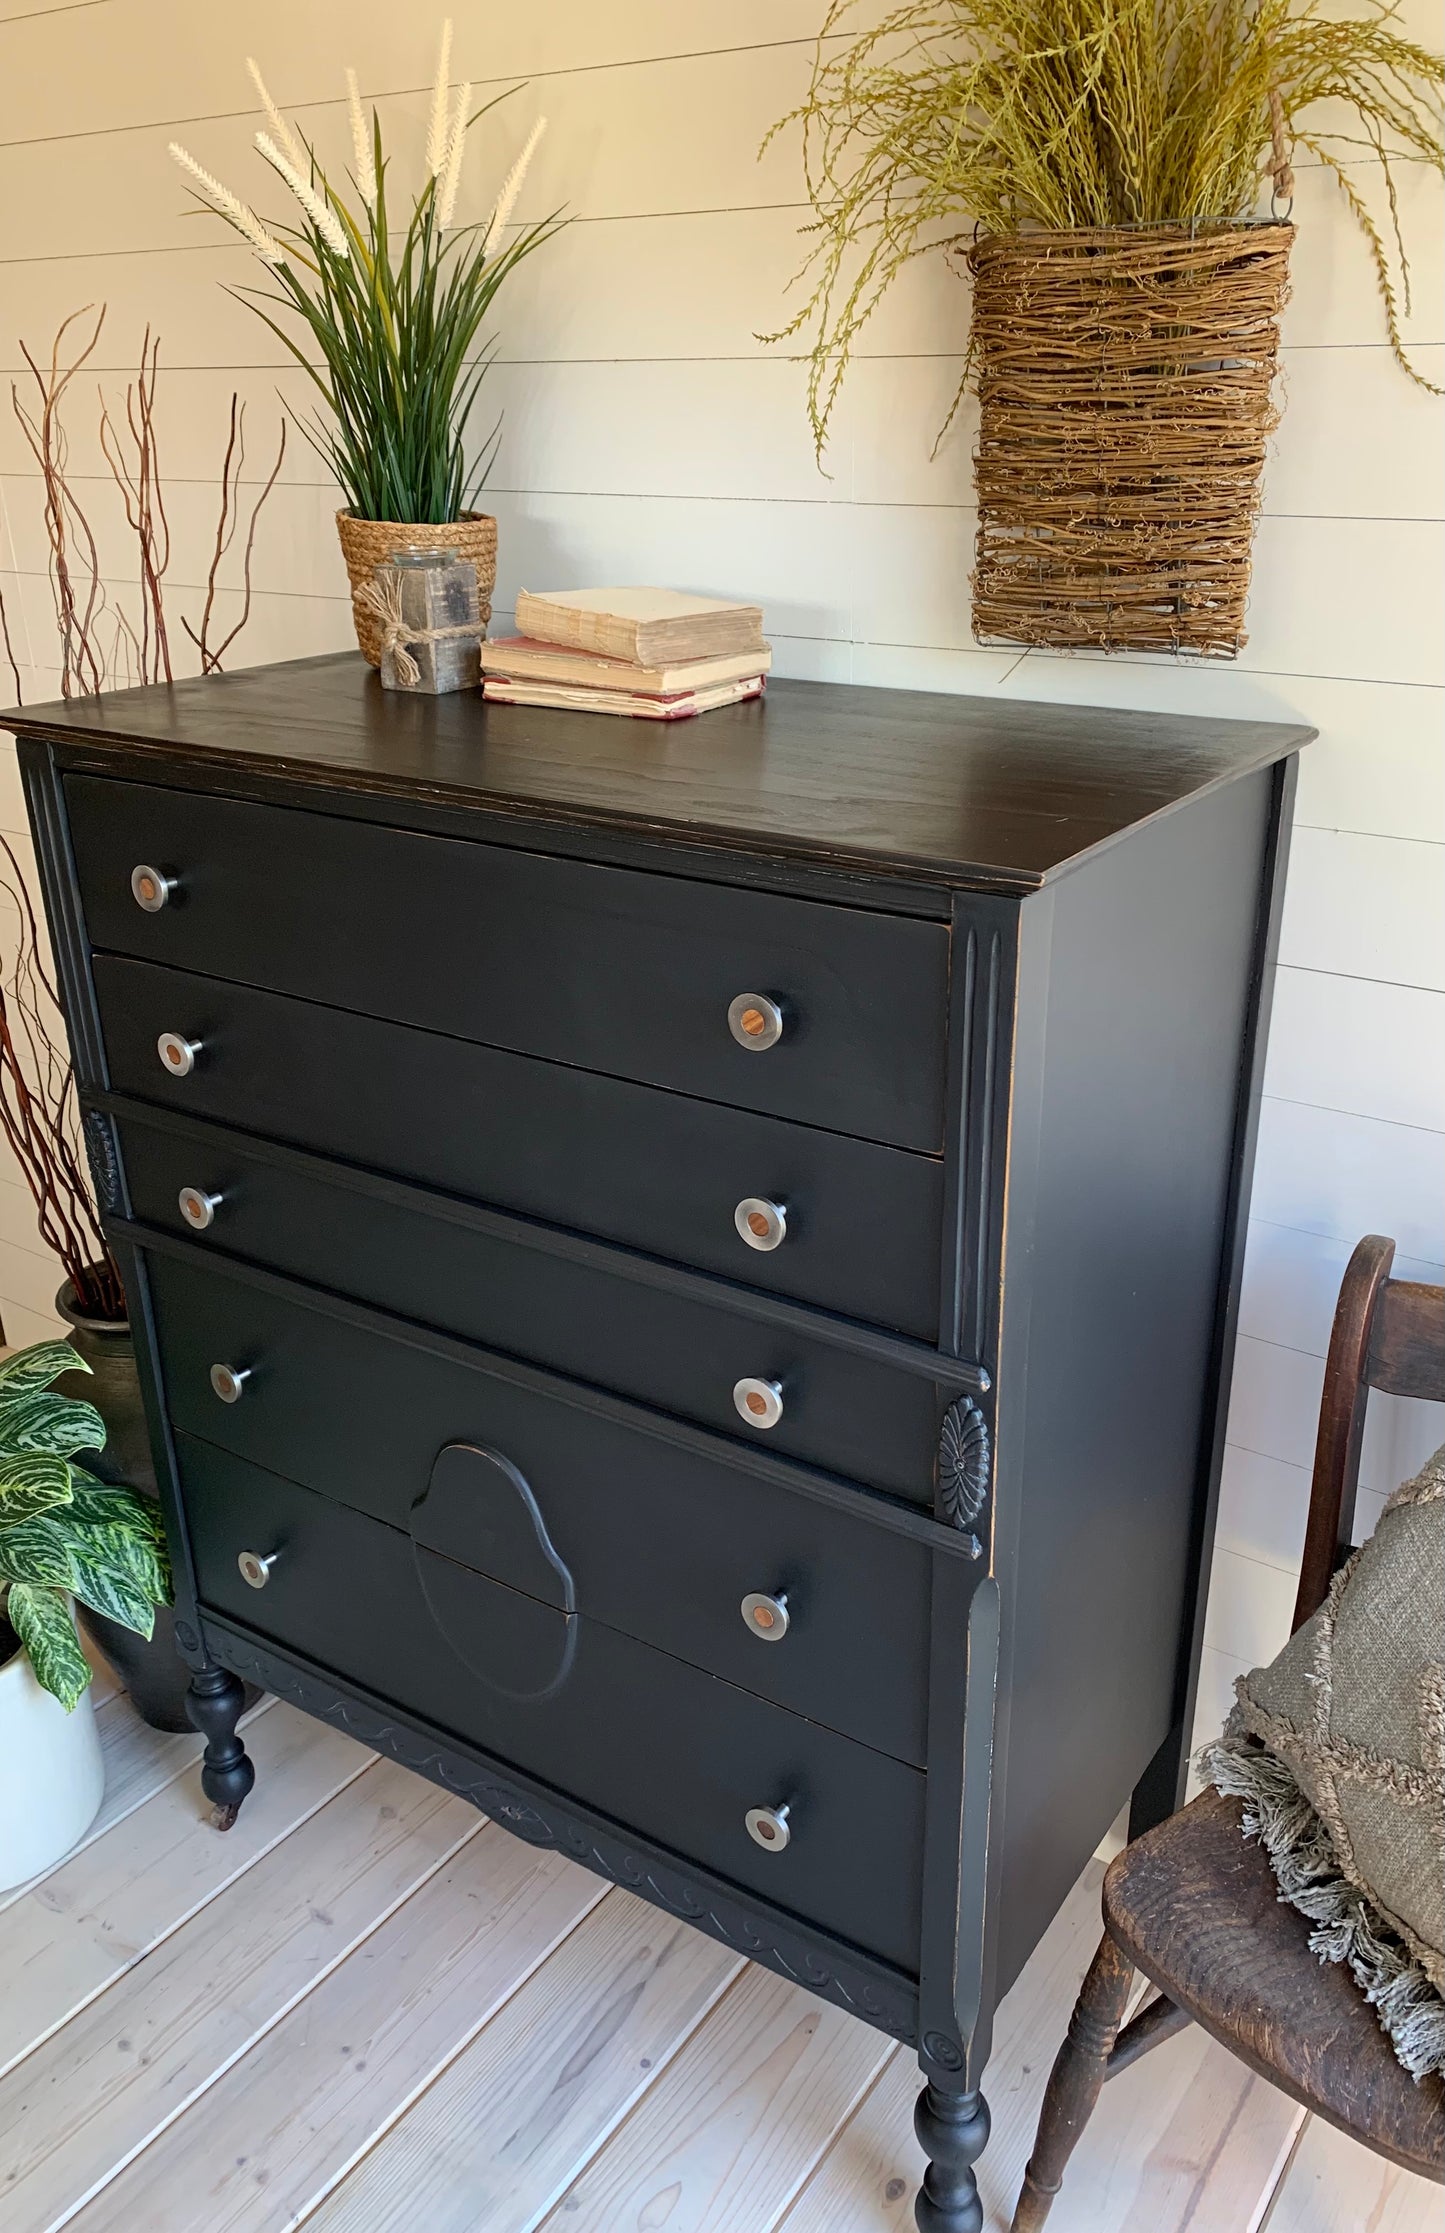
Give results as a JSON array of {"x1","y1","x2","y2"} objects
[
  {"x1": 137, "y1": 874, "x2": 158, "y2": 903},
  {"x1": 753, "y1": 1605, "x2": 776, "y2": 1630},
  {"x1": 746, "y1": 1391, "x2": 768, "y2": 1416},
  {"x1": 740, "y1": 1007, "x2": 767, "y2": 1037},
  {"x1": 747, "y1": 1211, "x2": 771, "y2": 1237},
  {"x1": 164, "y1": 1045, "x2": 183, "y2": 1068},
  {"x1": 757, "y1": 1819, "x2": 777, "y2": 1841}
]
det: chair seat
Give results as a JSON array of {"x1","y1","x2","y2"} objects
[{"x1": 1104, "y1": 1788, "x2": 1444, "y2": 2182}]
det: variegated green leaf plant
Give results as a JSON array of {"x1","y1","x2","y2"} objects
[{"x1": 0, "y1": 1340, "x2": 171, "y2": 1710}]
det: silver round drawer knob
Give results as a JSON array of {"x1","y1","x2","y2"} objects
[
  {"x1": 237, "y1": 1548, "x2": 278, "y2": 1590},
  {"x1": 209, "y1": 1362, "x2": 251, "y2": 1404},
  {"x1": 727, "y1": 993, "x2": 783, "y2": 1052},
  {"x1": 745, "y1": 1802, "x2": 791, "y2": 1853},
  {"x1": 741, "y1": 1590, "x2": 790, "y2": 1642},
  {"x1": 178, "y1": 1185, "x2": 222, "y2": 1232},
  {"x1": 733, "y1": 1376, "x2": 783, "y2": 1431},
  {"x1": 735, "y1": 1197, "x2": 786, "y2": 1252},
  {"x1": 131, "y1": 863, "x2": 176, "y2": 912},
  {"x1": 157, "y1": 1030, "x2": 202, "y2": 1078}
]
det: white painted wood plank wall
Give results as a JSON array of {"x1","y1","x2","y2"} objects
[{"x1": 0, "y1": 2, "x2": 1441, "y2": 1738}]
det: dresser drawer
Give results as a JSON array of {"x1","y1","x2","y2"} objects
[
  {"x1": 148, "y1": 1252, "x2": 934, "y2": 1764},
  {"x1": 68, "y1": 776, "x2": 949, "y2": 1152},
  {"x1": 118, "y1": 1114, "x2": 947, "y2": 1503},
  {"x1": 179, "y1": 1435, "x2": 923, "y2": 1969},
  {"x1": 96, "y1": 958, "x2": 943, "y2": 1338}
]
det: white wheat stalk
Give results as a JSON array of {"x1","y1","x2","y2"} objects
[
  {"x1": 345, "y1": 67, "x2": 377, "y2": 210},
  {"x1": 256, "y1": 131, "x2": 350, "y2": 258},
  {"x1": 436, "y1": 82, "x2": 472, "y2": 227},
  {"x1": 246, "y1": 57, "x2": 307, "y2": 174},
  {"x1": 481, "y1": 118, "x2": 547, "y2": 259},
  {"x1": 426, "y1": 18, "x2": 454, "y2": 179},
  {"x1": 169, "y1": 142, "x2": 287, "y2": 265}
]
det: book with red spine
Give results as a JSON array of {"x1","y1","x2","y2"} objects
[
  {"x1": 479, "y1": 635, "x2": 773, "y2": 695},
  {"x1": 481, "y1": 672, "x2": 766, "y2": 720}
]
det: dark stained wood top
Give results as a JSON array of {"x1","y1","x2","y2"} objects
[{"x1": 6, "y1": 654, "x2": 1313, "y2": 894}]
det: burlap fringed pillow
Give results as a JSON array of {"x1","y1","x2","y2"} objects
[{"x1": 1200, "y1": 1442, "x2": 1445, "y2": 2079}]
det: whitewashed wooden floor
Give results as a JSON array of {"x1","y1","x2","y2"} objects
[{"x1": 2, "y1": 1658, "x2": 1438, "y2": 2233}]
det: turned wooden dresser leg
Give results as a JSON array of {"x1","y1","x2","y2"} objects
[
  {"x1": 914, "y1": 2082, "x2": 990, "y2": 2233},
  {"x1": 186, "y1": 1665, "x2": 256, "y2": 1831},
  {"x1": 1011, "y1": 1929, "x2": 1135, "y2": 2231}
]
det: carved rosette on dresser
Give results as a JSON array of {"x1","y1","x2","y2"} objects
[
  {"x1": 13, "y1": 660, "x2": 1307, "y2": 2229},
  {"x1": 939, "y1": 1394, "x2": 991, "y2": 1554}
]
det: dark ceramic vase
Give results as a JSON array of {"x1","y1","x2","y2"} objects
[{"x1": 54, "y1": 1277, "x2": 196, "y2": 1732}]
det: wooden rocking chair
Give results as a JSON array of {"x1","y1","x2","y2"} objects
[{"x1": 1012, "y1": 1233, "x2": 1445, "y2": 2230}]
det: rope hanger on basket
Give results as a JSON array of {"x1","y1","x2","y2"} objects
[{"x1": 1268, "y1": 88, "x2": 1295, "y2": 220}]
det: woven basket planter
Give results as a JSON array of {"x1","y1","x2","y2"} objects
[
  {"x1": 965, "y1": 223, "x2": 1292, "y2": 658},
  {"x1": 336, "y1": 510, "x2": 497, "y2": 665}
]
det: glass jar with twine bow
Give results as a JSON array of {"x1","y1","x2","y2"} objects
[{"x1": 355, "y1": 550, "x2": 484, "y2": 694}]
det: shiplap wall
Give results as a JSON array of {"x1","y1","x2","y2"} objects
[{"x1": 0, "y1": 1, "x2": 1441, "y2": 1745}]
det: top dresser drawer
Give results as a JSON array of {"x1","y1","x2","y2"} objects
[{"x1": 66, "y1": 777, "x2": 950, "y2": 1152}]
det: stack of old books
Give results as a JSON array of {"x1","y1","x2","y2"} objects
[{"x1": 480, "y1": 587, "x2": 769, "y2": 720}]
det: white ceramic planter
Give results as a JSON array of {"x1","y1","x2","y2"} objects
[{"x1": 0, "y1": 1628, "x2": 105, "y2": 1891}]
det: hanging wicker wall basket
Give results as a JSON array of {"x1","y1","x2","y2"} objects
[{"x1": 965, "y1": 222, "x2": 1293, "y2": 659}]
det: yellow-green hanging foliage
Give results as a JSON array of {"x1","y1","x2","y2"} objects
[{"x1": 764, "y1": 0, "x2": 1444, "y2": 454}]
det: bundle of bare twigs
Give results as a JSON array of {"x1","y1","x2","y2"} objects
[
  {"x1": 0, "y1": 840, "x2": 122, "y2": 1319},
  {"x1": 5, "y1": 307, "x2": 288, "y2": 702},
  {"x1": 967, "y1": 222, "x2": 1292, "y2": 656},
  {"x1": 0, "y1": 311, "x2": 289, "y2": 1327}
]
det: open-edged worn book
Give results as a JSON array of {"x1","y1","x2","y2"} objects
[
  {"x1": 513, "y1": 587, "x2": 765, "y2": 667},
  {"x1": 481, "y1": 672, "x2": 766, "y2": 720}
]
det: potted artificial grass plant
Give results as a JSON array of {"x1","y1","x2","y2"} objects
[
  {"x1": 0, "y1": 1341, "x2": 171, "y2": 1889},
  {"x1": 171, "y1": 21, "x2": 566, "y2": 663},
  {"x1": 767, "y1": 0, "x2": 1444, "y2": 656}
]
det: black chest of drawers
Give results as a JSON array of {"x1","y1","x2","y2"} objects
[{"x1": 16, "y1": 661, "x2": 1309, "y2": 2229}]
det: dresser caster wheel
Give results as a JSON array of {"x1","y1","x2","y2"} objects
[{"x1": 186, "y1": 1666, "x2": 255, "y2": 1829}]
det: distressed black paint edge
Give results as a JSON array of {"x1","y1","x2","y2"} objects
[
  {"x1": 11, "y1": 670, "x2": 1315, "y2": 900},
  {"x1": 18, "y1": 740, "x2": 109, "y2": 1087},
  {"x1": 962, "y1": 880, "x2": 1056, "y2": 2076},
  {"x1": 13, "y1": 749, "x2": 215, "y2": 1676},
  {"x1": 116, "y1": 1216, "x2": 985, "y2": 1563},
  {"x1": 939, "y1": 919, "x2": 979, "y2": 1362},
  {"x1": 915, "y1": 1569, "x2": 1002, "y2": 2090},
  {"x1": 198, "y1": 1609, "x2": 921, "y2": 2043},
  {"x1": 29, "y1": 731, "x2": 983, "y2": 909},
  {"x1": 1127, "y1": 752, "x2": 1299, "y2": 1838},
  {"x1": 915, "y1": 897, "x2": 1021, "y2": 2088},
  {"x1": 90, "y1": 1089, "x2": 988, "y2": 1395},
  {"x1": 106, "y1": 1230, "x2": 211, "y2": 1670},
  {"x1": 937, "y1": 893, "x2": 1015, "y2": 1411},
  {"x1": 968, "y1": 925, "x2": 1009, "y2": 1374}
]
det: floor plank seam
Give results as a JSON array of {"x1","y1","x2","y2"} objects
[
  {"x1": 509, "y1": 1929, "x2": 750, "y2": 2233},
  {"x1": 775, "y1": 2042, "x2": 907, "y2": 2228},
  {"x1": 766, "y1": 2040, "x2": 903, "y2": 2233},
  {"x1": 534, "y1": 1954, "x2": 766, "y2": 2227},
  {"x1": 1253, "y1": 2112, "x2": 1314, "y2": 2233},
  {"x1": 35, "y1": 1811, "x2": 489, "y2": 2233},
  {"x1": 287, "y1": 1874, "x2": 620, "y2": 2233},
  {"x1": 0, "y1": 1695, "x2": 280, "y2": 1921},
  {"x1": 7, "y1": 1706, "x2": 1437, "y2": 2233},
  {"x1": 0, "y1": 1731, "x2": 376, "y2": 2090}
]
